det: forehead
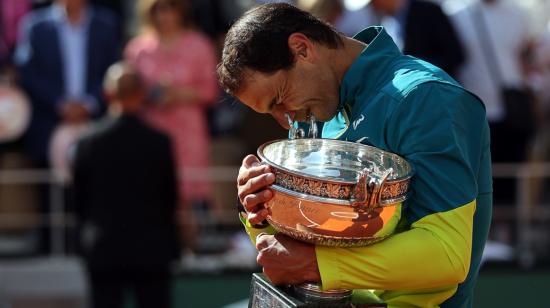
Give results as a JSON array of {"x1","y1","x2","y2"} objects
[{"x1": 236, "y1": 69, "x2": 286, "y2": 113}]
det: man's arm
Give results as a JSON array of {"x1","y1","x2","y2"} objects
[
  {"x1": 14, "y1": 14, "x2": 62, "y2": 117},
  {"x1": 317, "y1": 200, "x2": 475, "y2": 290},
  {"x1": 72, "y1": 138, "x2": 91, "y2": 225},
  {"x1": 316, "y1": 83, "x2": 487, "y2": 292}
]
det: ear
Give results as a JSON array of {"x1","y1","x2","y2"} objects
[{"x1": 288, "y1": 33, "x2": 316, "y2": 63}]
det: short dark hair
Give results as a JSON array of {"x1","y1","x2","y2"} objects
[{"x1": 217, "y1": 3, "x2": 343, "y2": 95}]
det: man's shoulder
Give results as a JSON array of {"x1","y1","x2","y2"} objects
[
  {"x1": 140, "y1": 122, "x2": 172, "y2": 146},
  {"x1": 90, "y1": 6, "x2": 119, "y2": 30},
  {"x1": 120, "y1": 116, "x2": 173, "y2": 149},
  {"x1": 21, "y1": 7, "x2": 56, "y2": 30},
  {"x1": 77, "y1": 117, "x2": 115, "y2": 145},
  {"x1": 380, "y1": 57, "x2": 457, "y2": 99},
  {"x1": 78, "y1": 116, "x2": 170, "y2": 149},
  {"x1": 367, "y1": 59, "x2": 486, "y2": 125}
]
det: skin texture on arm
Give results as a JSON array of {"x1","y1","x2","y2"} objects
[{"x1": 236, "y1": 154, "x2": 322, "y2": 285}]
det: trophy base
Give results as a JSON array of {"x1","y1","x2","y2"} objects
[{"x1": 249, "y1": 273, "x2": 386, "y2": 308}]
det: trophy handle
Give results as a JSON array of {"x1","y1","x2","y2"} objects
[
  {"x1": 351, "y1": 167, "x2": 392, "y2": 210},
  {"x1": 286, "y1": 113, "x2": 318, "y2": 139}
]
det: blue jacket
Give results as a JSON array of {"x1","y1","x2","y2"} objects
[{"x1": 14, "y1": 5, "x2": 120, "y2": 164}]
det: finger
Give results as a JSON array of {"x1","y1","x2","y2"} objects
[
  {"x1": 242, "y1": 154, "x2": 261, "y2": 169},
  {"x1": 248, "y1": 207, "x2": 269, "y2": 225},
  {"x1": 242, "y1": 189, "x2": 273, "y2": 212},
  {"x1": 255, "y1": 233, "x2": 270, "y2": 251},
  {"x1": 237, "y1": 164, "x2": 271, "y2": 186},
  {"x1": 239, "y1": 173, "x2": 275, "y2": 200}
]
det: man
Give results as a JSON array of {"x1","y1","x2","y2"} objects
[
  {"x1": 334, "y1": 0, "x2": 465, "y2": 79},
  {"x1": 14, "y1": 0, "x2": 120, "y2": 254},
  {"x1": 218, "y1": 3, "x2": 492, "y2": 307},
  {"x1": 369, "y1": 0, "x2": 465, "y2": 78},
  {"x1": 72, "y1": 62, "x2": 180, "y2": 308},
  {"x1": 15, "y1": 0, "x2": 120, "y2": 167},
  {"x1": 447, "y1": 0, "x2": 535, "y2": 203}
]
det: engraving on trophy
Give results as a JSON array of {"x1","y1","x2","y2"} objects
[{"x1": 255, "y1": 138, "x2": 412, "y2": 306}]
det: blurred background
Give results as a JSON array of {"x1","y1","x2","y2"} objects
[{"x1": 0, "y1": 0, "x2": 549, "y2": 307}]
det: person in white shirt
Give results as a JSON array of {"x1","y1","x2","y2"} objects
[{"x1": 447, "y1": 0, "x2": 535, "y2": 203}]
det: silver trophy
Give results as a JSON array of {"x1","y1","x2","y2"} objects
[{"x1": 250, "y1": 114, "x2": 413, "y2": 307}]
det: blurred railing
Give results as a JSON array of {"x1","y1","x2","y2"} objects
[
  {"x1": 0, "y1": 169, "x2": 66, "y2": 256},
  {"x1": 492, "y1": 163, "x2": 550, "y2": 268},
  {"x1": 0, "y1": 164, "x2": 550, "y2": 267}
]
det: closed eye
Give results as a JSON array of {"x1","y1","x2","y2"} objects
[
  {"x1": 268, "y1": 96, "x2": 283, "y2": 112},
  {"x1": 268, "y1": 98, "x2": 278, "y2": 112}
]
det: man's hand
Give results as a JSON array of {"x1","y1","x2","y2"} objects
[
  {"x1": 256, "y1": 233, "x2": 321, "y2": 285},
  {"x1": 237, "y1": 154, "x2": 275, "y2": 225}
]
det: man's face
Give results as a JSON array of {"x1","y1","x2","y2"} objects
[
  {"x1": 236, "y1": 59, "x2": 341, "y2": 129},
  {"x1": 58, "y1": 0, "x2": 87, "y2": 10},
  {"x1": 370, "y1": 0, "x2": 403, "y2": 15}
]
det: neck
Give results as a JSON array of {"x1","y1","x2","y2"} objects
[
  {"x1": 64, "y1": 5, "x2": 85, "y2": 25},
  {"x1": 158, "y1": 28, "x2": 183, "y2": 43},
  {"x1": 109, "y1": 102, "x2": 140, "y2": 116},
  {"x1": 332, "y1": 37, "x2": 367, "y2": 83}
]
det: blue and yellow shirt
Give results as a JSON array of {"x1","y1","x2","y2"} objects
[{"x1": 242, "y1": 27, "x2": 492, "y2": 308}]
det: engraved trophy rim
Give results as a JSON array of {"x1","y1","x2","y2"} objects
[
  {"x1": 257, "y1": 138, "x2": 414, "y2": 207},
  {"x1": 258, "y1": 138, "x2": 414, "y2": 185}
]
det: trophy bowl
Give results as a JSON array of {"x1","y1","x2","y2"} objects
[{"x1": 258, "y1": 138, "x2": 413, "y2": 247}]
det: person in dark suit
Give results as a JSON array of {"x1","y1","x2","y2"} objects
[
  {"x1": 370, "y1": 0, "x2": 465, "y2": 78},
  {"x1": 14, "y1": 0, "x2": 120, "y2": 166},
  {"x1": 72, "y1": 61, "x2": 180, "y2": 308}
]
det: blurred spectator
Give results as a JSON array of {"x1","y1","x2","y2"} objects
[
  {"x1": 125, "y1": 0, "x2": 218, "y2": 247},
  {"x1": 189, "y1": 0, "x2": 255, "y2": 42},
  {"x1": 526, "y1": 21, "x2": 550, "y2": 208},
  {"x1": 91, "y1": 0, "x2": 139, "y2": 41},
  {"x1": 517, "y1": 0, "x2": 550, "y2": 39},
  {"x1": 369, "y1": 0, "x2": 465, "y2": 78},
  {"x1": 529, "y1": 23, "x2": 550, "y2": 116},
  {"x1": 0, "y1": 1, "x2": 35, "y2": 255},
  {"x1": 73, "y1": 61, "x2": 180, "y2": 308},
  {"x1": 334, "y1": 2, "x2": 376, "y2": 36},
  {"x1": 48, "y1": 117, "x2": 89, "y2": 183},
  {"x1": 13, "y1": 0, "x2": 120, "y2": 254},
  {"x1": 187, "y1": 0, "x2": 255, "y2": 138},
  {"x1": 297, "y1": 0, "x2": 344, "y2": 25},
  {"x1": 31, "y1": 0, "x2": 54, "y2": 10},
  {"x1": 14, "y1": 0, "x2": 120, "y2": 167},
  {"x1": 0, "y1": 0, "x2": 31, "y2": 69},
  {"x1": 447, "y1": 0, "x2": 535, "y2": 203}
]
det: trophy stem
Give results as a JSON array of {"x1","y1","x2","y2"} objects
[{"x1": 292, "y1": 282, "x2": 352, "y2": 304}]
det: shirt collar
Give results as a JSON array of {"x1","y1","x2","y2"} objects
[{"x1": 338, "y1": 26, "x2": 403, "y2": 111}]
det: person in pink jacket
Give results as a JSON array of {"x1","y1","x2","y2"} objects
[{"x1": 125, "y1": 0, "x2": 218, "y2": 247}]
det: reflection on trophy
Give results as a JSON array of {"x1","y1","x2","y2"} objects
[{"x1": 249, "y1": 114, "x2": 413, "y2": 307}]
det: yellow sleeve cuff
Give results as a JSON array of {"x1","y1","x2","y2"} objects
[
  {"x1": 316, "y1": 244, "x2": 343, "y2": 290},
  {"x1": 239, "y1": 214, "x2": 276, "y2": 246}
]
